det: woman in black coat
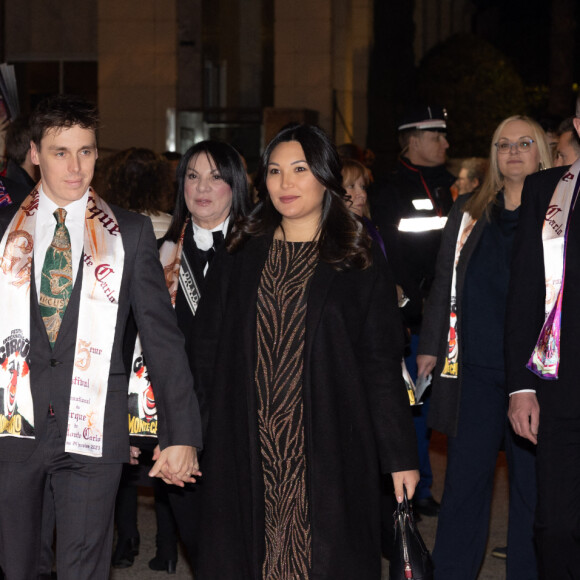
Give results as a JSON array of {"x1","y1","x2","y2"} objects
[
  {"x1": 416, "y1": 116, "x2": 552, "y2": 580},
  {"x1": 123, "y1": 140, "x2": 250, "y2": 572},
  {"x1": 191, "y1": 124, "x2": 419, "y2": 579}
]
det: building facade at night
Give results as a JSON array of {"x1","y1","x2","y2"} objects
[{"x1": 3, "y1": 0, "x2": 544, "y2": 165}]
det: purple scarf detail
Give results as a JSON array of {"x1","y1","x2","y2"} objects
[
  {"x1": 362, "y1": 216, "x2": 387, "y2": 258},
  {"x1": 0, "y1": 181, "x2": 13, "y2": 208},
  {"x1": 527, "y1": 174, "x2": 580, "y2": 380}
]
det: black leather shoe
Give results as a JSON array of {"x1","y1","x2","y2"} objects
[
  {"x1": 149, "y1": 557, "x2": 177, "y2": 574},
  {"x1": 112, "y1": 535, "x2": 140, "y2": 568},
  {"x1": 414, "y1": 496, "x2": 440, "y2": 517}
]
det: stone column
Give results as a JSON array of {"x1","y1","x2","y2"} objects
[
  {"x1": 332, "y1": 0, "x2": 372, "y2": 146},
  {"x1": 272, "y1": 0, "x2": 371, "y2": 146},
  {"x1": 273, "y1": 0, "x2": 333, "y2": 132},
  {"x1": 98, "y1": 0, "x2": 178, "y2": 152}
]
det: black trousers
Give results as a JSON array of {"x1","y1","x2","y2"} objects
[
  {"x1": 114, "y1": 475, "x2": 139, "y2": 541},
  {"x1": 0, "y1": 416, "x2": 122, "y2": 580},
  {"x1": 114, "y1": 452, "x2": 179, "y2": 561},
  {"x1": 152, "y1": 479, "x2": 179, "y2": 561},
  {"x1": 433, "y1": 364, "x2": 537, "y2": 580},
  {"x1": 535, "y1": 413, "x2": 580, "y2": 579},
  {"x1": 39, "y1": 478, "x2": 56, "y2": 578},
  {"x1": 166, "y1": 481, "x2": 203, "y2": 568}
]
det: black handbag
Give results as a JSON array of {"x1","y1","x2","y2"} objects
[{"x1": 389, "y1": 490, "x2": 434, "y2": 580}]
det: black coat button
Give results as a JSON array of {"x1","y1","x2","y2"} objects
[{"x1": 50, "y1": 359, "x2": 61, "y2": 367}]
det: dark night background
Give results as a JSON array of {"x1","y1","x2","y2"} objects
[
  {"x1": 0, "y1": 0, "x2": 578, "y2": 172},
  {"x1": 368, "y1": 0, "x2": 579, "y2": 176}
]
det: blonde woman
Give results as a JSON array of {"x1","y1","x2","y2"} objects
[
  {"x1": 341, "y1": 158, "x2": 385, "y2": 249},
  {"x1": 416, "y1": 116, "x2": 552, "y2": 580}
]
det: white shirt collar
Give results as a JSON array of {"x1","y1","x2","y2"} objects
[
  {"x1": 191, "y1": 216, "x2": 229, "y2": 251},
  {"x1": 191, "y1": 215, "x2": 230, "y2": 235},
  {"x1": 37, "y1": 185, "x2": 90, "y2": 225}
]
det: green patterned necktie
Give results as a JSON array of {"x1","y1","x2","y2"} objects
[{"x1": 39, "y1": 208, "x2": 74, "y2": 348}]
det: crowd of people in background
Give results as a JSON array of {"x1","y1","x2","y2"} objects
[{"x1": 1, "y1": 93, "x2": 580, "y2": 580}]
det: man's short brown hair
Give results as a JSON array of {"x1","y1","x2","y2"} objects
[{"x1": 30, "y1": 94, "x2": 100, "y2": 149}]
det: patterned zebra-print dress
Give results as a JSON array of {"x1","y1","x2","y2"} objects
[{"x1": 255, "y1": 239, "x2": 318, "y2": 580}]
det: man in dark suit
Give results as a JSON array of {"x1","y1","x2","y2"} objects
[
  {"x1": 506, "y1": 99, "x2": 580, "y2": 578},
  {"x1": 0, "y1": 94, "x2": 202, "y2": 579}
]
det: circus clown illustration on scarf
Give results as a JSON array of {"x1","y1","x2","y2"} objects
[
  {"x1": 0, "y1": 330, "x2": 33, "y2": 436},
  {"x1": 0, "y1": 188, "x2": 124, "y2": 456}
]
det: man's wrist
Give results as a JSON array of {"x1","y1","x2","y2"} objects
[{"x1": 509, "y1": 389, "x2": 536, "y2": 396}]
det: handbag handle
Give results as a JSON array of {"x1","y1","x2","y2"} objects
[
  {"x1": 396, "y1": 485, "x2": 412, "y2": 518},
  {"x1": 391, "y1": 485, "x2": 434, "y2": 580}
]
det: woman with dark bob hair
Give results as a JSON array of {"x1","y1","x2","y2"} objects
[
  {"x1": 124, "y1": 140, "x2": 250, "y2": 572},
  {"x1": 191, "y1": 124, "x2": 419, "y2": 579}
]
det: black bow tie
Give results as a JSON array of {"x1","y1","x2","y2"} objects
[
  {"x1": 212, "y1": 230, "x2": 224, "y2": 248},
  {"x1": 197, "y1": 230, "x2": 225, "y2": 273}
]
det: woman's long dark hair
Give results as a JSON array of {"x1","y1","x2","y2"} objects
[
  {"x1": 164, "y1": 140, "x2": 251, "y2": 242},
  {"x1": 228, "y1": 124, "x2": 372, "y2": 270}
]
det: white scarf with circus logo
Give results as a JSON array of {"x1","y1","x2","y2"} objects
[
  {"x1": 128, "y1": 220, "x2": 200, "y2": 437},
  {"x1": 527, "y1": 159, "x2": 580, "y2": 379},
  {"x1": 0, "y1": 187, "x2": 124, "y2": 457},
  {"x1": 441, "y1": 210, "x2": 477, "y2": 378}
]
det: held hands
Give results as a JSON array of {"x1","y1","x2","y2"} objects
[
  {"x1": 416, "y1": 355, "x2": 437, "y2": 378},
  {"x1": 129, "y1": 445, "x2": 141, "y2": 465},
  {"x1": 392, "y1": 469, "x2": 420, "y2": 503},
  {"x1": 149, "y1": 444, "x2": 202, "y2": 487},
  {"x1": 508, "y1": 392, "x2": 540, "y2": 445}
]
